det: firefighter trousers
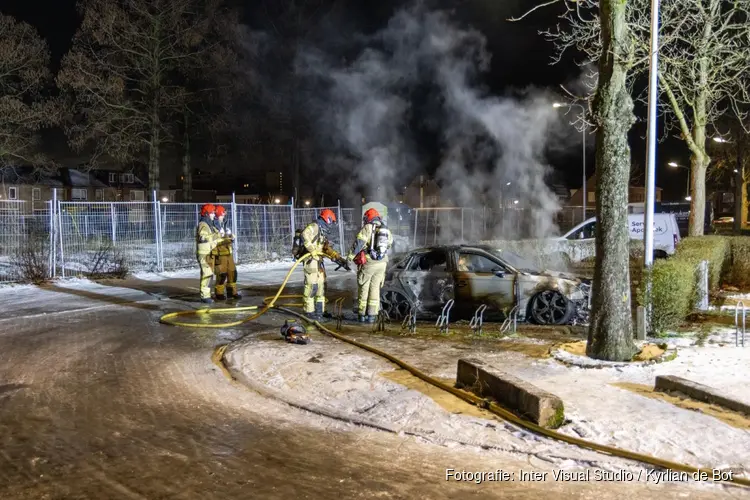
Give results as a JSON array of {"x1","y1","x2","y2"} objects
[
  {"x1": 357, "y1": 259, "x2": 387, "y2": 316},
  {"x1": 303, "y1": 259, "x2": 326, "y2": 314},
  {"x1": 197, "y1": 253, "x2": 215, "y2": 299},
  {"x1": 215, "y1": 254, "x2": 237, "y2": 297}
]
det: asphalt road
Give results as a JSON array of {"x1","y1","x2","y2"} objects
[{"x1": 0, "y1": 274, "x2": 738, "y2": 499}]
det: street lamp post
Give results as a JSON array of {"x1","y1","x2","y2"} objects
[
  {"x1": 668, "y1": 162, "x2": 690, "y2": 200},
  {"x1": 553, "y1": 102, "x2": 587, "y2": 222}
]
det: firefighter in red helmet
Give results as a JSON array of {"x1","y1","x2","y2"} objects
[
  {"x1": 196, "y1": 204, "x2": 228, "y2": 303},
  {"x1": 213, "y1": 205, "x2": 241, "y2": 300},
  {"x1": 298, "y1": 208, "x2": 349, "y2": 320},
  {"x1": 348, "y1": 208, "x2": 393, "y2": 322}
]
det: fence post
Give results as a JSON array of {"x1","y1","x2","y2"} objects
[
  {"x1": 337, "y1": 199, "x2": 345, "y2": 252},
  {"x1": 290, "y1": 197, "x2": 295, "y2": 233},
  {"x1": 231, "y1": 192, "x2": 238, "y2": 261},
  {"x1": 152, "y1": 190, "x2": 163, "y2": 272},
  {"x1": 57, "y1": 198, "x2": 65, "y2": 278},
  {"x1": 262, "y1": 204, "x2": 268, "y2": 259},
  {"x1": 50, "y1": 191, "x2": 56, "y2": 278},
  {"x1": 413, "y1": 208, "x2": 419, "y2": 247},
  {"x1": 110, "y1": 203, "x2": 117, "y2": 243}
]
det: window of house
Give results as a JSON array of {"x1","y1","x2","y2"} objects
[
  {"x1": 130, "y1": 190, "x2": 144, "y2": 201},
  {"x1": 121, "y1": 173, "x2": 134, "y2": 184},
  {"x1": 32, "y1": 188, "x2": 41, "y2": 201},
  {"x1": 587, "y1": 192, "x2": 595, "y2": 203},
  {"x1": 95, "y1": 189, "x2": 104, "y2": 201},
  {"x1": 109, "y1": 173, "x2": 117, "y2": 183},
  {"x1": 8, "y1": 186, "x2": 18, "y2": 200},
  {"x1": 71, "y1": 188, "x2": 87, "y2": 200}
]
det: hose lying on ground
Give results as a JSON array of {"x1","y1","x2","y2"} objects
[{"x1": 159, "y1": 252, "x2": 750, "y2": 489}]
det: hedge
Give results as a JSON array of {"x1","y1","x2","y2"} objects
[
  {"x1": 727, "y1": 236, "x2": 750, "y2": 289},
  {"x1": 639, "y1": 236, "x2": 734, "y2": 334}
]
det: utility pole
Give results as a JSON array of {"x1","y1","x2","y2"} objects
[{"x1": 644, "y1": 0, "x2": 661, "y2": 270}]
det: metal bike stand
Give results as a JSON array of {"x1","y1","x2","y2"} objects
[
  {"x1": 334, "y1": 297, "x2": 345, "y2": 331},
  {"x1": 736, "y1": 301, "x2": 747, "y2": 347},
  {"x1": 500, "y1": 305, "x2": 519, "y2": 334},
  {"x1": 435, "y1": 299, "x2": 455, "y2": 334},
  {"x1": 469, "y1": 304, "x2": 488, "y2": 335}
]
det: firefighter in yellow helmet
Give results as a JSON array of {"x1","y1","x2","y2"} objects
[
  {"x1": 298, "y1": 208, "x2": 349, "y2": 320},
  {"x1": 196, "y1": 204, "x2": 229, "y2": 304},
  {"x1": 213, "y1": 205, "x2": 242, "y2": 300},
  {"x1": 347, "y1": 208, "x2": 393, "y2": 323}
]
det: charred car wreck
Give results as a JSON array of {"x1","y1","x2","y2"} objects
[{"x1": 380, "y1": 245, "x2": 591, "y2": 326}]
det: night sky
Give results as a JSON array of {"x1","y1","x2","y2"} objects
[{"x1": 2, "y1": 0, "x2": 690, "y2": 200}]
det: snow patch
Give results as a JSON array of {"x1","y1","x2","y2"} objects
[{"x1": 132, "y1": 259, "x2": 294, "y2": 281}]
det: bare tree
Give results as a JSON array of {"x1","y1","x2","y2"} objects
[
  {"x1": 707, "y1": 121, "x2": 750, "y2": 230},
  {"x1": 540, "y1": 0, "x2": 750, "y2": 236},
  {"x1": 516, "y1": 0, "x2": 637, "y2": 360},
  {"x1": 57, "y1": 0, "x2": 227, "y2": 195},
  {"x1": 0, "y1": 14, "x2": 60, "y2": 169}
]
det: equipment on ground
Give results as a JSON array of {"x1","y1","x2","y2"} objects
[{"x1": 280, "y1": 319, "x2": 310, "y2": 345}]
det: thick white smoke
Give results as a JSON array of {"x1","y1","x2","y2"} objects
[{"x1": 294, "y1": 3, "x2": 582, "y2": 241}]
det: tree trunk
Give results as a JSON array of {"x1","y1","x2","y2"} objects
[
  {"x1": 742, "y1": 179, "x2": 749, "y2": 229},
  {"x1": 182, "y1": 112, "x2": 192, "y2": 202},
  {"x1": 587, "y1": 0, "x2": 637, "y2": 361},
  {"x1": 148, "y1": 96, "x2": 160, "y2": 197},
  {"x1": 688, "y1": 152, "x2": 709, "y2": 236},
  {"x1": 734, "y1": 142, "x2": 743, "y2": 234}
]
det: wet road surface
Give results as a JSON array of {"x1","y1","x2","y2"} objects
[{"x1": 0, "y1": 276, "x2": 741, "y2": 499}]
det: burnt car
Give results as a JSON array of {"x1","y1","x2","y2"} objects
[{"x1": 380, "y1": 245, "x2": 591, "y2": 325}]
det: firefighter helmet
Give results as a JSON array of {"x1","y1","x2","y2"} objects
[
  {"x1": 363, "y1": 208, "x2": 381, "y2": 224},
  {"x1": 215, "y1": 205, "x2": 227, "y2": 217},
  {"x1": 319, "y1": 208, "x2": 337, "y2": 225},
  {"x1": 200, "y1": 204, "x2": 216, "y2": 217}
]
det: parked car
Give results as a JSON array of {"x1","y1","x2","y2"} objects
[
  {"x1": 380, "y1": 245, "x2": 591, "y2": 325},
  {"x1": 557, "y1": 213, "x2": 681, "y2": 258}
]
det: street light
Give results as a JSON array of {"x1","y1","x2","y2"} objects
[
  {"x1": 304, "y1": 200, "x2": 311, "y2": 206},
  {"x1": 274, "y1": 198, "x2": 280, "y2": 204},
  {"x1": 713, "y1": 137, "x2": 731, "y2": 143},
  {"x1": 513, "y1": 199, "x2": 519, "y2": 205},
  {"x1": 668, "y1": 162, "x2": 690, "y2": 199},
  {"x1": 553, "y1": 101, "x2": 587, "y2": 221}
]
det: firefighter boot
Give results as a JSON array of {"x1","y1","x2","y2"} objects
[
  {"x1": 358, "y1": 314, "x2": 368, "y2": 323},
  {"x1": 201, "y1": 297, "x2": 214, "y2": 305},
  {"x1": 314, "y1": 301, "x2": 329, "y2": 322},
  {"x1": 215, "y1": 293, "x2": 226, "y2": 301}
]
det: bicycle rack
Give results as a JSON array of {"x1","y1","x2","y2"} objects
[
  {"x1": 469, "y1": 304, "x2": 488, "y2": 335},
  {"x1": 401, "y1": 304, "x2": 418, "y2": 334},
  {"x1": 334, "y1": 297, "x2": 345, "y2": 331},
  {"x1": 735, "y1": 301, "x2": 746, "y2": 347},
  {"x1": 374, "y1": 309, "x2": 389, "y2": 332},
  {"x1": 436, "y1": 299, "x2": 455, "y2": 334},
  {"x1": 500, "y1": 304, "x2": 519, "y2": 334}
]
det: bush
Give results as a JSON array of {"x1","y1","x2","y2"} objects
[
  {"x1": 10, "y1": 226, "x2": 51, "y2": 285},
  {"x1": 727, "y1": 236, "x2": 750, "y2": 289},
  {"x1": 639, "y1": 236, "x2": 731, "y2": 334}
]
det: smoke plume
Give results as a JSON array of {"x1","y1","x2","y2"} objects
[{"x1": 292, "y1": 3, "x2": 581, "y2": 241}]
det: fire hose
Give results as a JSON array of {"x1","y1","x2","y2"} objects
[{"x1": 158, "y1": 252, "x2": 750, "y2": 489}]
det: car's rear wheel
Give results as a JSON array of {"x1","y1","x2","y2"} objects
[
  {"x1": 381, "y1": 289, "x2": 412, "y2": 320},
  {"x1": 528, "y1": 290, "x2": 575, "y2": 325}
]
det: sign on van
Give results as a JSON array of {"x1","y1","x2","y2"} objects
[{"x1": 630, "y1": 219, "x2": 667, "y2": 235}]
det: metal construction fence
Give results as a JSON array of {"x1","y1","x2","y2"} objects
[{"x1": 0, "y1": 198, "x2": 607, "y2": 283}]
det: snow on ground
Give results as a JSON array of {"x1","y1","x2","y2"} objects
[
  {"x1": 131, "y1": 259, "x2": 294, "y2": 281},
  {"x1": 225, "y1": 328, "x2": 750, "y2": 487}
]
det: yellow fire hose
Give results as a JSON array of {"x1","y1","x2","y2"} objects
[{"x1": 159, "y1": 252, "x2": 750, "y2": 489}]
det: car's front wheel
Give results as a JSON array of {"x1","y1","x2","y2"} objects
[{"x1": 528, "y1": 290, "x2": 575, "y2": 325}]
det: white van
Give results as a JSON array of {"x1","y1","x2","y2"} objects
[{"x1": 559, "y1": 213, "x2": 681, "y2": 257}]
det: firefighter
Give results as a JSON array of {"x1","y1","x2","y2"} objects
[
  {"x1": 196, "y1": 204, "x2": 227, "y2": 304},
  {"x1": 348, "y1": 208, "x2": 393, "y2": 322},
  {"x1": 300, "y1": 208, "x2": 348, "y2": 320},
  {"x1": 213, "y1": 205, "x2": 242, "y2": 300}
]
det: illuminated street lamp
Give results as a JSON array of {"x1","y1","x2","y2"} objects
[
  {"x1": 274, "y1": 198, "x2": 280, "y2": 204},
  {"x1": 161, "y1": 197, "x2": 168, "y2": 203},
  {"x1": 713, "y1": 137, "x2": 731, "y2": 144},
  {"x1": 304, "y1": 200, "x2": 311, "y2": 206}
]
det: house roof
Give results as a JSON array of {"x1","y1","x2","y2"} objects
[
  {"x1": 0, "y1": 166, "x2": 65, "y2": 187},
  {"x1": 89, "y1": 169, "x2": 147, "y2": 188},
  {"x1": 62, "y1": 168, "x2": 108, "y2": 188}
]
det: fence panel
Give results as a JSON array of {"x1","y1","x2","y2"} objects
[
  {"x1": 58, "y1": 201, "x2": 158, "y2": 275},
  {"x1": 0, "y1": 208, "x2": 51, "y2": 282}
]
